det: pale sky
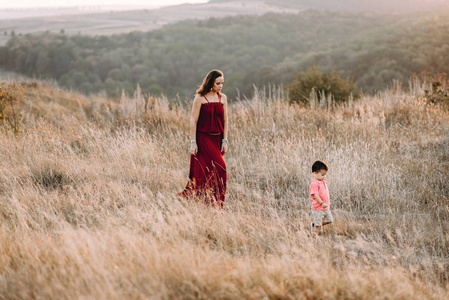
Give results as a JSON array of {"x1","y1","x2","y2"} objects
[{"x1": 0, "y1": 0, "x2": 209, "y2": 9}]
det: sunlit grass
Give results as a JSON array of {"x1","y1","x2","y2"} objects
[{"x1": 0, "y1": 82, "x2": 448, "y2": 299}]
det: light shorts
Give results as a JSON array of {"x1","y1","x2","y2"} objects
[{"x1": 311, "y1": 209, "x2": 333, "y2": 227}]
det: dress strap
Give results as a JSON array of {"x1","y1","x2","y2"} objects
[{"x1": 203, "y1": 96, "x2": 210, "y2": 103}]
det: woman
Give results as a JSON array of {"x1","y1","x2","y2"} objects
[{"x1": 179, "y1": 69, "x2": 228, "y2": 208}]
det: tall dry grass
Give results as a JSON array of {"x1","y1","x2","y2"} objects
[{"x1": 0, "y1": 82, "x2": 448, "y2": 299}]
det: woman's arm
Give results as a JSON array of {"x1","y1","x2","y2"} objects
[
  {"x1": 189, "y1": 95, "x2": 202, "y2": 155},
  {"x1": 221, "y1": 94, "x2": 228, "y2": 154}
]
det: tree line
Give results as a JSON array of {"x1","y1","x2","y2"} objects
[{"x1": 0, "y1": 9, "x2": 448, "y2": 99}]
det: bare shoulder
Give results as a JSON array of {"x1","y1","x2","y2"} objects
[
  {"x1": 221, "y1": 93, "x2": 228, "y2": 104},
  {"x1": 193, "y1": 94, "x2": 205, "y2": 105}
]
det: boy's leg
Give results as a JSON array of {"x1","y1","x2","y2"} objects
[
  {"x1": 311, "y1": 210, "x2": 324, "y2": 236},
  {"x1": 321, "y1": 210, "x2": 334, "y2": 227}
]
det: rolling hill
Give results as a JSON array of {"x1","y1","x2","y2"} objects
[
  {"x1": 0, "y1": 1, "x2": 302, "y2": 46},
  {"x1": 2, "y1": 0, "x2": 447, "y2": 47},
  {"x1": 1, "y1": 8, "x2": 448, "y2": 98}
]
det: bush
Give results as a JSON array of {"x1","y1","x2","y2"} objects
[
  {"x1": 287, "y1": 64, "x2": 358, "y2": 104},
  {"x1": 0, "y1": 82, "x2": 24, "y2": 134},
  {"x1": 414, "y1": 72, "x2": 449, "y2": 108}
]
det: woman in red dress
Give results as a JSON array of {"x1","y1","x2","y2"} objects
[{"x1": 180, "y1": 70, "x2": 228, "y2": 208}]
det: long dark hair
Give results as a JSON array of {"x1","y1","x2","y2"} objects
[{"x1": 196, "y1": 69, "x2": 223, "y2": 97}]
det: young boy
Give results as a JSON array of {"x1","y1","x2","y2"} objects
[{"x1": 310, "y1": 160, "x2": 333, "y2": 236}]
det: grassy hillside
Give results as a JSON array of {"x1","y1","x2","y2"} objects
[{"x1": 0, "y1": 80, "x2": 448, "y2": 298}]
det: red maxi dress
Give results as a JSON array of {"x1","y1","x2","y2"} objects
[{"x1": 180, "y1": 95, "x2": 227, "y2": 208}]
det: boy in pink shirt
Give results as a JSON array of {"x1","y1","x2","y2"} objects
[{"x1": 310, "y1": 160, "x2": 333, "y2": 236}]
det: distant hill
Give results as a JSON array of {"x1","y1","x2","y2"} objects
[
  {"x1": 1, "y1": 9, "x2": 448, "y2": 98},
  {"x1": 2, "y1": 0, "x2": 448, "y2": 47},
  {"x1": 219, "y1": 0, "x2": 449, "y2": 12},
  {"x1": 0, "y1": 1, "x2": 302, "y2": 47}
]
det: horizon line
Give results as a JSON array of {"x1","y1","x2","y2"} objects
[{"x1": 0, "y1": 5, "x2": 163, "y2": 10}]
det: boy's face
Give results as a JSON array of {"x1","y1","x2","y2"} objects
[{"x1": 313, "y1": 169, "x2": 327, "y2": 181}]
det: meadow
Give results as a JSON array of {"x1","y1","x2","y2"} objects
[{"x1": 0, "y1": 80, "x2": 448, "y2": 299}]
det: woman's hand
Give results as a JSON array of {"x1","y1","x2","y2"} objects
[
  {"x1": 221, "y1": 142, "x2": 228, "y2": 155},
  {"x1": 190, "y1": 142, "x2": 198, "y2": 155},
  {"x1": 321, "y1": 203, "x2": 328, "y2": 209}
]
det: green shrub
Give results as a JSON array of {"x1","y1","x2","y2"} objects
[
  {"x1": 287, "y1": 64, "x2": 358, "y2": 104},
  {"x1": 415, "y1": 72, "x2": 449, "y2": 108}
]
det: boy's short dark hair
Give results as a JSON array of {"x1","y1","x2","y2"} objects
[{"x1": 312, "y1": 160, "x2": 328, "y2": 173}]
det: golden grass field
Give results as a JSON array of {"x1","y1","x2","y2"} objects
[{"x1": 0, "y1": 81, "x2": 448, "y2": 299}]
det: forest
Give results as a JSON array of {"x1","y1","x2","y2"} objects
[{"x1": 0, "y1": 9, "x2": 448, "y2": 99}]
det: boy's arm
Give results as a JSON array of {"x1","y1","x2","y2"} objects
[{"x1": 314, "y1": 194, "x2": 328, "y2": 208}]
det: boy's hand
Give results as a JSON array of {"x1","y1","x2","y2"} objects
[{"x1": 321, "y1": 203, "x2": 328, "y2": 209}]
